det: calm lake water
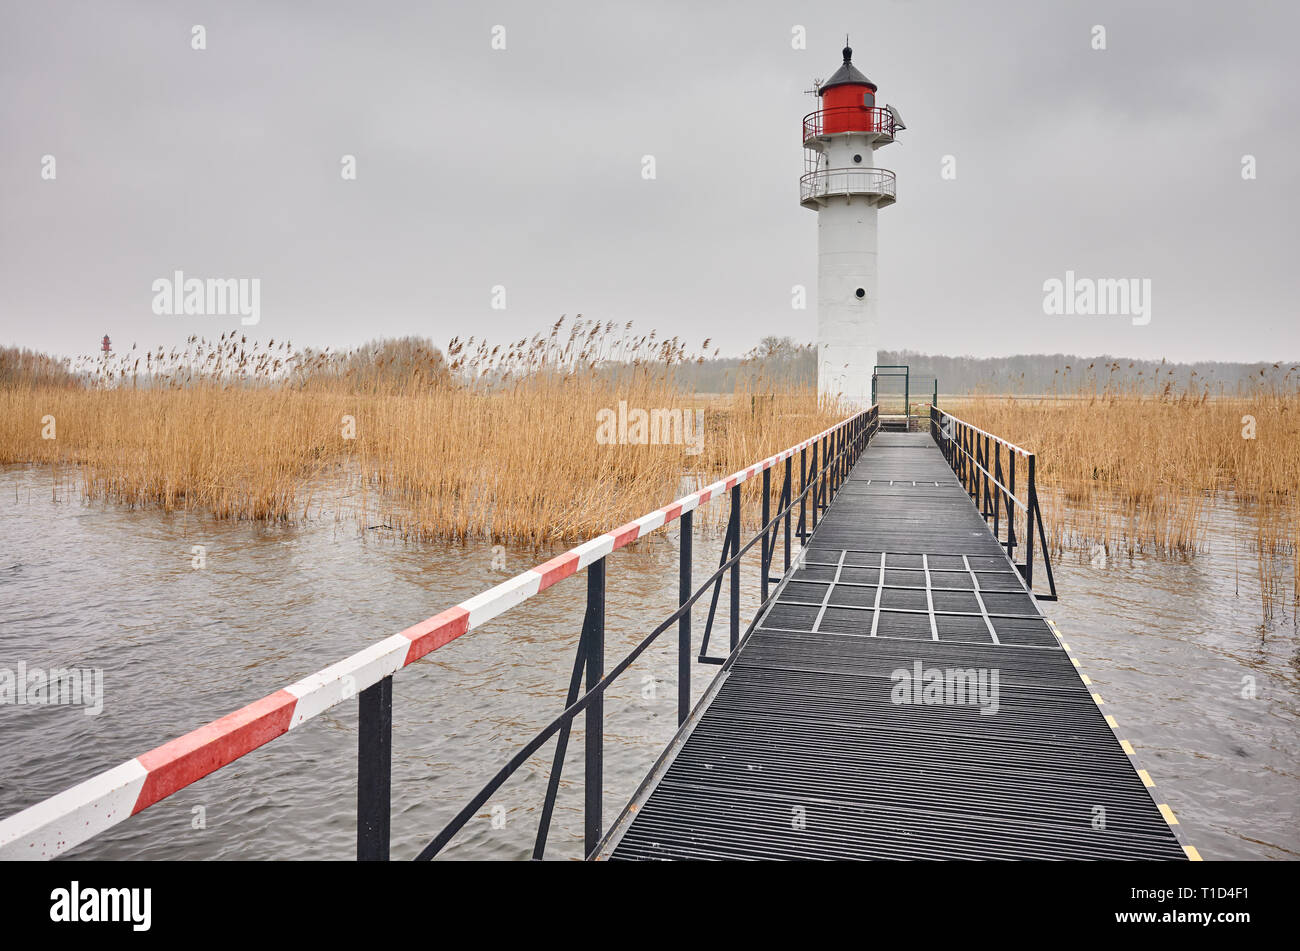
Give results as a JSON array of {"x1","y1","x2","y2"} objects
[{"x1": 0, "y1": 465, "x2": 1295, "y2": 860}]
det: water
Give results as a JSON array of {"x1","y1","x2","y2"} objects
[
  {"x1": 1046, "y1": 515, "x2": 1299, "y2": 861},
  {"x1": 0, "y1": 468, "x2": 1295, "y2": 860}
]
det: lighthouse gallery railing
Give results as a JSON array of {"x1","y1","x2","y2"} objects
[
  {"x1": 0, "y1": 406, "x2": 880, "y2": 861},
  {"x1": 802, "y1": 105, "x2": 897, "y2": 142},
  {"x1": 800, "y1": 166, "x2": 896, "y2": 204}
]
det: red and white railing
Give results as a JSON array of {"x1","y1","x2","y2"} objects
[{"x1": 0, "y1": 410, "x2": 869, "y2": 859}]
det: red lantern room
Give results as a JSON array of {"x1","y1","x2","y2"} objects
[
  {"x1": 821, "y1": 45, "x2": 878, "y2": 131},
  {"x1": 802, "y1": 45, "x2": 897, "y2": 143}
]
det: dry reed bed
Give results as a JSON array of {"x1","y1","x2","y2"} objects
[
  {"x1": 949, "y1": 385, "x2": 1300, "y2": 618},
  {"x1": 0, "y1": 323, "x2": 845, "y2": 547}
]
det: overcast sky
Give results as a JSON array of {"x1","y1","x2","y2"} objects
[{"x1": 2, "y1": 0, "x2": 1297, "y2": 363}]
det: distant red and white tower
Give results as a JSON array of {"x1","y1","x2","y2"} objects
[{"x1": 800, "y1": 43, "x2": 903, "y2": 405}]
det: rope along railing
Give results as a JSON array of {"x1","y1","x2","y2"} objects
[
  {"x1": 0, "y1": 405, "x2": 879, "y2": 861},
  {"x1": 929, "y1": 406, "x2": 1057, "y2": 601}
]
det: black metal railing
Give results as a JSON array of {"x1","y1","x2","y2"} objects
[
  {"x1": 355, "y1": 405, "x2": 880, "y2": 861},
  {"x1": 929, "y1": 406, "x2": 1057, "y2": 601}
]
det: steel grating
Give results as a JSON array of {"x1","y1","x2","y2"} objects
[{"x1": 601, "y1": 432, "x2": 1187, "y2": 861}]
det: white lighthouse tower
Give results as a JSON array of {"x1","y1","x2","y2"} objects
[{"x1": 800, "y1": 43, "x2": 902, "y2": 406}]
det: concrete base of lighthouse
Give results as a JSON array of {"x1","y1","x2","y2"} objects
[{"x1": 817, "y1": 195, "x2": 879, "y2": 408}]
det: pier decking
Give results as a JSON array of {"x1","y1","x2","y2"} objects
[{"x1": 600, "y1": 432, "x2": 1189, "y2": 860}]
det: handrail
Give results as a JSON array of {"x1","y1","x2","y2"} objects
[
  {"x1": 802, "y1": 105, "x2": 896, "y2": 142},
  {"x1": 932, "y1": 407, "x2": 1034, "y2": 459},
  {"x1": 419, "y1": 405, "x2": 879, "y2": 859},
  {"x1": 958, "y1": 453, "x2": 1027, "y2": 513},
  {"x1": 0, "y1": 404, "x2": 879, "y2": 860},
  {"x1": 930, "y1": 406, "x2": 1057, "y2": 601},
  {"x1": 800, "y1": 166, "x2": 896, "y2": 204}
]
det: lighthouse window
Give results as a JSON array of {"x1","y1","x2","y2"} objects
[
  {"x1": 855, "y1": 288, "x2": 866, "y2": 299},
  {"x1": 853, "y1": 154, "x2": 863, "y2": 163},
  {"x1": 863, "y1": 92, "x2": 875, "y2": 107}
]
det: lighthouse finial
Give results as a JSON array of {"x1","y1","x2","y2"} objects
[{"x1": 843, "y1": 37, "x2": 852, "y2": 63}]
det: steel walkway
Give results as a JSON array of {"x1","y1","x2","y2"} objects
[{"x1": 599, "y1": 432, "x2": 1189, "y2": 860}]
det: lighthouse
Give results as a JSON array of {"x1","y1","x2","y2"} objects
[{"x1": 800, "y1": 43, "x2": 902, "y2": 406}]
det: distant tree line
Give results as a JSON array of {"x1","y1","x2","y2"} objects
[
  {"x1": 879, "y1": 350, "x2": 1300, "y2": 395},
  {"x1": 4, "y1": 335, "x2": 1295, "y2": 396},
  {"x1": 668, "y1": 340, "x2": 1299, "y2": 396}
]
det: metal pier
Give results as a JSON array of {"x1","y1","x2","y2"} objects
[{"x1": 599, "y1": 432, "x2": 1188, "y2": 861}]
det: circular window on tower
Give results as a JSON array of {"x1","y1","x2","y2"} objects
[
  {"x1": 855, "y1": 287, "x2": 866, "y2": 299},
  {"x1": 853, "y1": 154, "x2": 863, "y2": 163}
]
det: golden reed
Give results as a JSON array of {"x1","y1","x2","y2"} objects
[
  {"x1": 949, "y1": 368, "x2": 1300, "y2": 620},
  {"x1": 0, "y1": 320, "x2": 844, "y2": 547}
]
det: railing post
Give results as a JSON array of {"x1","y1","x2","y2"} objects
[
  {"x1": 678, "y1": 510, "x2": 692, "y2": 726},
  {"x1": 357, "y1": 675, "x2": 392, "y2": 861},
  {"x1": 835, "y1": 426, "x2": 842, "y2": 488},
  {"x1": 836, "y1": 425, "x2": 842, "y2": 487},
  {"x1": 822, "y1": 432, "x2": 830, "y2": 507},
  {"x1": 984, "y1": 434, "x2": 992, "y2": 518},
  {"x1": 1008, "y1": 451, "x2": 1017, "y2": 558},
  {"x1": 964, "y1": 428, "x2": 973, "y2": 498},
  {"x1": 583, "y1": 558, "x2": 606, "y2": 856},
  {"x1": 966, "y1": 428, "x2": 973, "y2": 491},
  {"x1": 830, "y1": 429, "x2": 838, "y2": 496},
  {"x1": 799, "y1": 446, "x2": 808, "y2": 542},
  {"x1": 1025, "y1": 454, "x2": 1037, "y2": 589},
  {"x1": 783, "y1": 455, "x2": 793, "y2": 572},
  {"x1": 810, "y1": 441, "x2": 819, "y2": 529},
  {"x1": 838, "y1": 425, "x2": 845, "y2": 485},
  {"x1": 760, "y1": 467, "x2": 771, "y2": 604},
  {"x1": 831, "y1": 429, "x2": 838, "y2": 492},
  {"x1": 821, "y1": 434, "x2": 830, "y2": 509},
  {"x1": 837, "y1": 423, "x2": 843, "y2": 485},
  {"x1": 729, "y1": 483, "x2": 741, "y2": 650},
  {"x1": 992, "y1": 442, "x2": 1002, "y2": 540}
]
